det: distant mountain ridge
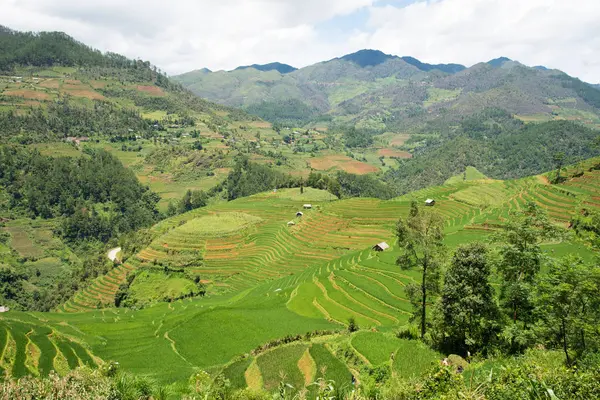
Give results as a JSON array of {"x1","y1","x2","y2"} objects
[
  {"x1": 235, "y1": 62, "x2": 297, "y2": 74},
  {"x1": 401, "y1": 56, "x2": 466, "y2": 74},
  {"x1": 173, "y1": 49, "x2": 600, "y2": 130}
]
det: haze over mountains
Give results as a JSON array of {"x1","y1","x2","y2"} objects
[{"x1": 174, "y1": 49, "x2": 600, "y2": 131}]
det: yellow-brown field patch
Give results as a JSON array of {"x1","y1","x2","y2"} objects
[
  {"x1": 310, "y1": 155, "x2": 379, "y2": 175},
  {"x1": 377, "y1": 148, "x2": 412, "y2": 158},
  {"x1": 63, "y1": 89, "x2": 106, "y2": 100},
  {"x1": 3, "y1": 89, "x2": 51, "y2": 101},
  {"x1": 297, "y1": 348, "x2": 316, "y2": 385},
  {"x1": 136, "y1": 85, "x2": 165, "y2": 96}
]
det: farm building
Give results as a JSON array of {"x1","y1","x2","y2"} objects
[
  {"x1": 296, "y1": 211, "x2": 304, "y2": 217},
  {"x1": 425, "y1": 199, "x2": 436, "y2": 206},
  {"x1": 303, "y1": 204, "x2": 312, "y2": 209},
  {"x1": 287, "y1": 221, "x2": 296, "y2": 226},
  {"x1": 373, "y1": 242, "x2": 390, "y2": 252}
]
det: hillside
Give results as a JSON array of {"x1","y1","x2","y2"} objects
[
  {"x1": 174, "y1": 49, "x2": 600, "y2": 132},
  {"x1": 0, "y1": 157, "x2": 598, "y2": 393},
  {"x1": 1, "y1": 26, "x2": 600, "y2": 399}
]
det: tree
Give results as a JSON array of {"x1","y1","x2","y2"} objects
[
  {"x1": 536, "y1": 257, "x2": 600, "y2": 365},
  {"x1": 396, "y1": 201, "x2": 446, "y2": 339},
  {"x1": 493, "y1": 202, "x2": 561, "y2": 352},
  {"x1": 433, "y1": 243, "x2": 500, "y2": 355},
  {"x1": 553, "y1": 152, "x2": 566, "y2": 183}
]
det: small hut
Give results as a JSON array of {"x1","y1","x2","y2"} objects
[
  {"x1": 425, "y1": 199, "x2": 436, "y2": 207},
  {"x1": 303, "y1": 204, "x2": 312, "y2": 209},
  {"x1": 287, "y1": 221, "x2": 296, "y2": 226},
  {"x1": 373, "y1": 242, "x2": 390, "y2": 252},
  {"x1": 296, "y1": 211, "x2": 304, "y2": 217}
]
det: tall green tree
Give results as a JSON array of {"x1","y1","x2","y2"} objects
[
  {"x1": 433, "y1": 243, "x2": 500, "y2": 355},
  {"x1": 493, "y1": 202, "x2": 561, "y2": 352},
  {"x1": 553, "y1": 152, "x2": 566, "y2": 183},
  {"x1": 396, "y1": 201, "x2": 446, "y2": 339},
  {"x1": 536, "y1": 257, "x2": 600, "y2": 365}
]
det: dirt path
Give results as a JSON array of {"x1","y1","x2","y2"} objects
[{"x1": 107, "y1": 247, "x2": 121, "y2": 262}]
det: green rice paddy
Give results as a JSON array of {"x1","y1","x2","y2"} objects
[{"x1": 1, "y1": 162, "x2": 599, "y2": 388}]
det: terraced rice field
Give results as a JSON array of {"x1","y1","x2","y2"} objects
[
  {"x1": 0, "y1": 320, "x2": 97, "y2": 378},
  {"x1": 62, "y1": 164, "x2": 600, "y2": 314},
  {"x1": 2, "y1": 164, "x2": 597, "y2": 386}
]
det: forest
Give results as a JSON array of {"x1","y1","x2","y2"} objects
[
  {"x1": 384, "y1": 112, "x2": 600, "y2": 194},
  {"x1": 0, "y1": 146, "x2": 160, "y2": 311}
]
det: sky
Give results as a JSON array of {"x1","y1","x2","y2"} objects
[{"x1": 3, "y1": 0, "x2": 600, "y2": 83}]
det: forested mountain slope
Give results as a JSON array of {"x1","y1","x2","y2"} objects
[{"x1": 174, "y1": 50, "x2": 600, "y2": 132}]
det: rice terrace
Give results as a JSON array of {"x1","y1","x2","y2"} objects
[
  {"x1": 1, "y1": 18, "x2": 600, "y2": 400},
  {"x1": 2, "y1": 158, "x2": 600, "y2": 393}
]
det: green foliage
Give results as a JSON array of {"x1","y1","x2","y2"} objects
[
  {"x1": 0, "y1": 26, "x2": 127, "y2": 71},
  {"x1": 433, "y1": 243, "x2": 500, "y2": 355},
  {"x1": 384, "y1": 119, "x2": 600, "y2": 195},
  {"x1": 335, "y1": 171, "x2": 395, "y2": 199},
  {"x1": 246, "y1": 99, "x2": 319, "y2": 124},
  {"x1": 226, "y1": 157, "x2": 298, "y2": 200},
  {"x1": 347, "y1": 317, "x2": 359, "y2": 333},
  {"x1": 0, "y1": 146, "x2": 159, "y2": 242},
  {"x1": 396, "y1": 201, "x2": 446, "y2": 338},
  {"x1": 536, "y1": 257, "x2": 600, "y2": 365},
  {"x1": 493, "y1": 203, "x2": 561, "y2": 352},
  {"x1": 342, "y1": 127, "x2": 375, "y2": 148}
]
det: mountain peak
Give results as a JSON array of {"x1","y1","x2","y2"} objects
[
  {"x1": 487, "y1": 57, "x2": 513, "y2": 67},
  {"x1": 234, "y1": 62, "x2": 297, "y2": 74},
  {"x1": 339, "y1": 49, "x2": 396, "y2": 67},
  {"x1": 401, "y1": 56, "x2": 466, "y2": 74}
]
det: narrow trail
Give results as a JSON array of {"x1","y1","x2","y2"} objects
[
  {"x1": 163, "y1": 331, "x2": 194, "y2": 367},
  {"x1": 107, "y1": 247, "x2": 121, "y2": 262}
]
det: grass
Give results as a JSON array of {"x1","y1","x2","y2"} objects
[
  {"x1": 309, "y1": 344, "x2": 352, "y2": 388},
  {"x1": 222, "y1": 357, "x2": 253, "y2": 389},
  {"x1": 0, "y1": 158, "x2": 598, "y2": 388},
  {"x1": 174, "y1": 212, "x2": 263, "y2": 238},
  {"x1": 127, "y1": 270, "x2": 198, "y2": 305},
  {"x1": 351, "y1": 332, "x2": 400, "y2": 366},
  {"x1": 424, "y1": 88, "x2": 461, "y2": 107},
  {"x1": 444, "y1": 166, "x2": 488, "y2": 184},
  {"x1": 256, "y1": 343, "x2": 307, "y2": 390},
  {"x1": 392, "y1": 339, "x2": 441, "y2": 379}
]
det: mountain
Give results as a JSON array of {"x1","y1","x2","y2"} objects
[
  {"x1": 235, "y1": 62, "x2": 296, "y2": 74},
  {"x1": 337, "y1": 49, "x2": 396, "y2": 67},
  {"x1": 487, "y1": 56, "x2": 512, "y2": 67},
  {"x1": 0, "y1": 26, "x2": 269, "y2": 313},
  {"x1": 174, "y1": 50, "x2": 600, "y2": 132},
  {"x1": 401, "y1": 56, "x2": 466, "y2": 73}
]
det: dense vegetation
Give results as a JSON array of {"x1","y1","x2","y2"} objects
[
  {"x1": 0, "y1": 146, "x2": 159, "y2": 239},
  {"x1": 384, "y1": 111, "x2": 600, "y2": 193},
  {"x1": 1, "y1": 24, "x2": 600, "y2": 400},
  {"x1": 246, "y1": 99, "x2": 320, "y2": 125},
  {"x1": 0, "y1": 146, "x2": 159, "y2": 311},
  {"x1": 0, "y1": 25, "x2": 128, "y2": 71}
]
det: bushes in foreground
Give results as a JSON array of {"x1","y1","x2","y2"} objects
[{"x1": 4, "y1": 353, "x2": 600, "y2": 399}]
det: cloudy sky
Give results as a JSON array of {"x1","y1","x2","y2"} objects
[{"x1": 3, "y1": 0, "x2": 600, "y2": 82}]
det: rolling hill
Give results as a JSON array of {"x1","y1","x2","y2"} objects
[
  {"x1": 0, "y1": 157, "x2": 598, "y2": 391},
  {"x1": 174, "y1": 49, "x2": 600, "y2": 132}
]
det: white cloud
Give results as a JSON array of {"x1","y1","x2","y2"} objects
[
  {"x1": 1, "y1": 0, "x2": 373, "y2": 74},
  {"x1": 356, "y1": 0, "x2": 600, "y2": 82},
  {"x1": 1, "y1": 0, "x2": 599, "y2": 82}
]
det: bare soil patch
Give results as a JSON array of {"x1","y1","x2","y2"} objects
[
  {"x1": 378, "y1": 148, "x2": 412, "y2": 158},
  {"x1": 137, "y1": 85, "x2": 166, "y2": 96},
  {"x1": 310, "y1": 155, "x2": 379, "y2": 175},
  {"x1": 3, "y1": 89, "x2": 51, "y2": 100}
]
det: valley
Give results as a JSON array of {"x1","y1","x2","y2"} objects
[{"x1": 0, "y1": 24, "x2": 599, "y2": 399}]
